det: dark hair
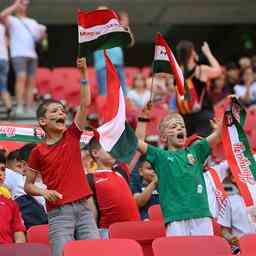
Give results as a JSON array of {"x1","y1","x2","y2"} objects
[
  {"x1": 0, "y1": 152, "x2": 6, "y2": 165},
  {"x1": 88, "y1": 137, "x2": 101, "y2": 161},
  {"x1": 226, "y1": 62, "x2": 238, "y2": 71},
  {"x1": 6, "y1": 150, "x2": 21, "y2": 162},
  {"x1": 176, "y1": 40, "x2": 195, "y2": 67},
  {"x1": 36, "y1": 99, "x2": 63, "y2": 120},
  {"x1": 19, "y1": 143, "x2": 37, "y2": 162}
]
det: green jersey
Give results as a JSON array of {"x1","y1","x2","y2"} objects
[{"x1": 146, "y1": 139, "x2": 211, "y2": 224}]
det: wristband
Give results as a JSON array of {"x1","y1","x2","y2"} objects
[
  {"x1": 80, "y1": 79, "x2": 88, "y2": 86},
  {"x1": 138, "y1": 117, "x2": 150, "y2": 123}
]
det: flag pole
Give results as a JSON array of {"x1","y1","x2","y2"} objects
[{"x1": 149, "y1": 74, "x2": 155, "y2": 103}]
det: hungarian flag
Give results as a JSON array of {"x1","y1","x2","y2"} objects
[
  {"x1": 153, "y1": 32, "x2": 184, "y2": 97},
  {"x1": 222, "y1": 96, "x2": 256, "y2": 215},
  {"x1": 96, "y1": 52, "x2": 138, "y2": 163},
  {"x1": 77, "y1": 9, "x2": 132, "y2": 56}
]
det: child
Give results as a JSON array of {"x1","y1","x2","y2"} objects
[
  {"x1": 137, "y1": 112, "x2": 221, "y2": 236},
  {"x1": 87, "y1": 137, "x2": 140, "y2": 238},
  {"x1": 24, "y1": 58, "x2": 99, "y2": 256},
  {"x1": 0, "y1": 152, "x2": 26, "y2": 244},
  {"x1": 130, "y1": 157, "x2": 159, "y2": 220},
  {"x1": 217, "y1": 171, "x2": 256, "y2": 254}
]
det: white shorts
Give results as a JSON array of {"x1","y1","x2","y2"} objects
[{"x1": 166, "y1": 217, "x2": 213, "y2": 236}]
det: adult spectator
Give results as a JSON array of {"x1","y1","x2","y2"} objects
[
  {"x1": 0, "y1": 0, "x2": 47, "y2": 116},
  {"x1": 127, "y1": 73, "x2": 151, "y2": 108},
  {"x1": 234, "y1": 66, "x2": 256, "y2": 107},
  {"x1": 0, "y1": 20, "x2": 12, "y2": 119},
  {"x1": 93, "y1": 8, "x2": 134, "y2": 96},
  {"x1": 0, "y1": 152, "x2": 26, "y2": 244},
  {"x1": 225, "y1": 62, "x2": 240, "y2": 94},
  {"x1": 176, "y1": 41, "x2": 222, "y2": 137}
]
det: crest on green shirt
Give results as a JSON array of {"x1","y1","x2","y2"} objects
[{"x1": 187, "y1": 153, "x2": 196, "y2": 165}]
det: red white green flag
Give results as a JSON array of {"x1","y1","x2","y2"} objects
[
  {"x1": 77, "y1": 9, "x2": 132, "y2": 56},
  {"x1": 222, "y1": 96, "x2": 256, "y2": 208},
  {"x1": 153, "y1": 32, "x2": 184, "y2": 97},
  {"x1": 96, "y1": 51, "x2": 138, "y2": 163}
]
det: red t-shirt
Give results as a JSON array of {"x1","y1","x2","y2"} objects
[
  {"x1": 28, "y1": 122, "x2": 92, "y2": 211},
  {"x1": 93, "y1": 170, "x2": 140, "y2": 228},
  {"x1": 0, "y1": 196, "x2": 26, "y2": 244}
]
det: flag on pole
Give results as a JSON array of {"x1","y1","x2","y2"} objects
[
  {"x1": 96, "y1": 52, "x2": 138, "y2": 163},
  {"x1": 77, "y1": 9, "x2": 132, "y2": 56},
  {"x1": 222, "y1": 96, "x2": 256, "y2": 208},
  {"x1": 153, "y1": 32, "x2": 184, "y2": 97}
]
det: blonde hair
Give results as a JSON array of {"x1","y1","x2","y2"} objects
[{"x1": 159, "y1": 112, "x2": 184, "y2": 136}]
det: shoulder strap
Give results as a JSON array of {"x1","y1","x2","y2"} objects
[
  {"x1": 87, "y1": 173, "x2": 101, "y2": 226},
  {"x1": 16, "y1": 17, "x2": 36, "y2": 42}
]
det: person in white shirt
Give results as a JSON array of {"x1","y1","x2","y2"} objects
[
  {"x1": 0, "y1": 0, "x2": 47, "y2": 116},
  {"x1": 0, "y1": 21, "x2": 12, "y2": 119},
  {"x1": 4, "y1": 145, "x2": 48, "y2": 229},
  {"x1": 234, "y1": 66, "x2": 256, "y2": 107}
]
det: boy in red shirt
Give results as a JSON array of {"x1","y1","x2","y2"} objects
[
  {"x1": 0, "y1": 153, "x2": 26, "y2": 244},
  {"x1": 87, "y1": 137, "x2": 140, "y2": 238},
  {"x1": 24, "y1": 58, "x2": 99, "y2": 256}
]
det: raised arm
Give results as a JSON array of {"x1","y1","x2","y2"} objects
[
  {"x1": 0, "y1": 0, "x2": 21, "y2": 21},
  {"x1": 201, "y1": 42, "x2": 222, "y2": 80},
  {"x1": 75, "y1": 57, "x2": 91, "y2": 130},
  {"x1": 206, "y1": 120, "x2": 221, "y2": 149}
]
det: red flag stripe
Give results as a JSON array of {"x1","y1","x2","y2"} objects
[{"x1": 78, "y1": 9, "x2": 120, "y2": 29}]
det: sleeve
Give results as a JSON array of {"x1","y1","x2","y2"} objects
[
  {"x1": 146, "y1": 145, "x2": 162, "y2": 166},
  {"x1": 11, "y1": 201, "x2": 26, "y2": 232},
  {"x1": 191, "y1": 139, "x2": 211, "y2": 164},
  {"x1": 27, "y1": 147, "x2": 41, "y2": 172},
  {"x1": 4, "y1": 170, "x2": 15, "y2": 192},
  {"x1": 68, "y1": 121, "x2": 83, "y2": 139},
  {"x1": 234, "y1": 85, "x2": 244, "y2": 98},
  {"x1": 217, "y1": 198, "x2": 232, "y2": 228}
]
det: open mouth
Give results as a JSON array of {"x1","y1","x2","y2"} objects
[
  {"x1": 177, "y1": 132, "x2": 185, "y2": 140},
  {"x1": 56, "y1": 117, "x2": 65, "y2": 124}
]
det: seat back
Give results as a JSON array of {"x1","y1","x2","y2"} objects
[
  {"x1": 27, "y1": 224, "x2": 49, "y2": 245},
  {"x1": 63, "y1": 239, "x2": 143, "y2": 256},
  {"x1": 239, "y1": 234, "x2": 256, "y2": 255},
  {"x1": 109, "y1": 221, "x2": 165, "y2": 256},
  {"x1": 0, "y1": 243, "x2": 51, "y2": 256},
  {"x1": 152, "y1": 236, "x2": 231, "y2": 256},
  {"x1": 148, "y1": 204, "x2": 163, "y2": 221}
]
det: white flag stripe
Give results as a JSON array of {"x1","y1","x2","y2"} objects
[
  {"x1": 154, "y1": 45, "x2": 169, "y2": 61},
  {"x1": 97, "y1": 87, "x2": 126, "y2": 151},
  {"x1": 79, "y1": 18, "x2": 126, "y2": 43}
]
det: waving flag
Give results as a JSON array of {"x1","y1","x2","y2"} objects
[
  {"x1": 153, "y1": 33, "x2": 184, "y2": 97},
  {"x1": 77, "y1": 9, "x2": 132, "y2": 56},
  {"x1": 222, "y1": 97, "x2": 256, "y2": 212},
  {"x1": 96, "y1": 52, "x2": 138, "y2": 163}
]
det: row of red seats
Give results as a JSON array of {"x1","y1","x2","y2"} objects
[{"x1": 35, "y1": 66, "x2": 151, "y2": 108}]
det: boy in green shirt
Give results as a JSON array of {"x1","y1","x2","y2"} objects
[{"x1": 137, "y1": 113, "x2": 221, "y2": 236}]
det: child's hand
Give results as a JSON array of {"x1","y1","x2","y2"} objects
[
  {"x1": 140, "y1": 102, "x2": 152, "y2": 119},
  {"x1": 77, "y1": 57, "x2": 87, "y2": 77},
  {"x1": 43, "y1": 189, "x2": 63, "y2": 201},
  {"x1": 201, "y1": 42, "x2": 212, "y2": 57}
]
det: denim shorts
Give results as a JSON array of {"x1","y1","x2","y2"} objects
[
  {"x1": 0, "y1": 59, "x2": 9, "y2": 92},
  {"x1": 12, "y1": 57, "x2": 38, "y2": 77}
]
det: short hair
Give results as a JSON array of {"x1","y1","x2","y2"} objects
[
  {"x1": 0, "y1": 152, "x2": 6, "y2": 165},
  {"x1": 19, "y1": 143, "x2": 37, "y2": 162},
  {"x1": 226, "y1": 62, "x2": 238, "y2": 71},
  {"x1": 159, "y1": 113, "x2": 183, "y2": 136},
  {"x1": 36, "y1": 99, "x2": 63, "y2": 120},
  {"x1": 88, "y1": 137, "x2": 101, "y2": 153},
  {"x1": 6, "y1": 150, "x2": 21, "y2": 163},
  {"x1": 176, "y1": 40, "x2": 195, "y2": 67}
]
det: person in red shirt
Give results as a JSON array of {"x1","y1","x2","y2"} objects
[
  {"x1": 87, "y1": 137, "x2": 140, "y2": 238},
  {"x1": 24, "y1": 58, "x2": 99, "y2": 256},
  {"x1": 0, "y1": 153, "x2": 26, "y2": 244}
]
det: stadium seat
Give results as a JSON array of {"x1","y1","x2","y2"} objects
[
  {"x1": 141, "y1": 66, "x2": 152, "y2": 78},
  {"x1": 0, "y1": 141, "x2": 25, "y2": 152},
  {"x1": 0, "y1": 243, "x2": 51, "y2": 256},
  {"x1": 125, "y1": 67, "x2": 140, "y2": 87},
  {"x1": 152, "y1": 236, "x2": 232, "y2": 256},
  {"x1": 148, "y1": 204, "x2": 163, "y2": 221},
  {"x1": 109, "y1": 221, "x2": 165, "y2": 256},
  {"x1": 63, "y1": 239, "x2": 144, "y2": 256},
  {"x1": 27, "y1": 224, "x2": 49, "y2": 245},
  {"x1": 35, "y1": 67, "x2": 52, "y2": 96},
  {"x1": 239, "y1": 234, "x2": 256, "y2": 256}
]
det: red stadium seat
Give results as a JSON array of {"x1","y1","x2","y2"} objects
[
  {"x1": 239, "y1": 234, "x2": 256, "y2": 256},
  {"x1": 63, "y1": 239, "x2": 143, "y2": 256},
  {"x1": 35, "y1": 67, "x2": 52, "y2": 96},
  {"x1": 27, "y1": 224, "x2": 49, "y2": 245},
  {"x1": 125, "y1": 67, "x2": 140, "y2": 87},
  {"x1": 109, "y1": 221, "x2": 165, "y2": 256},
  {"x1": 148, "y1": 204, "x2": 163, "y2": 221},
  {"x1": 0, "y1": 141, "x2": 25, "y2": 152},
  {"x1": 0, "y1": 243, "x2": 51, "y2": 256},
  {"x1": 152, "y1": 236, "x2": 232, "y2": 256}
]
